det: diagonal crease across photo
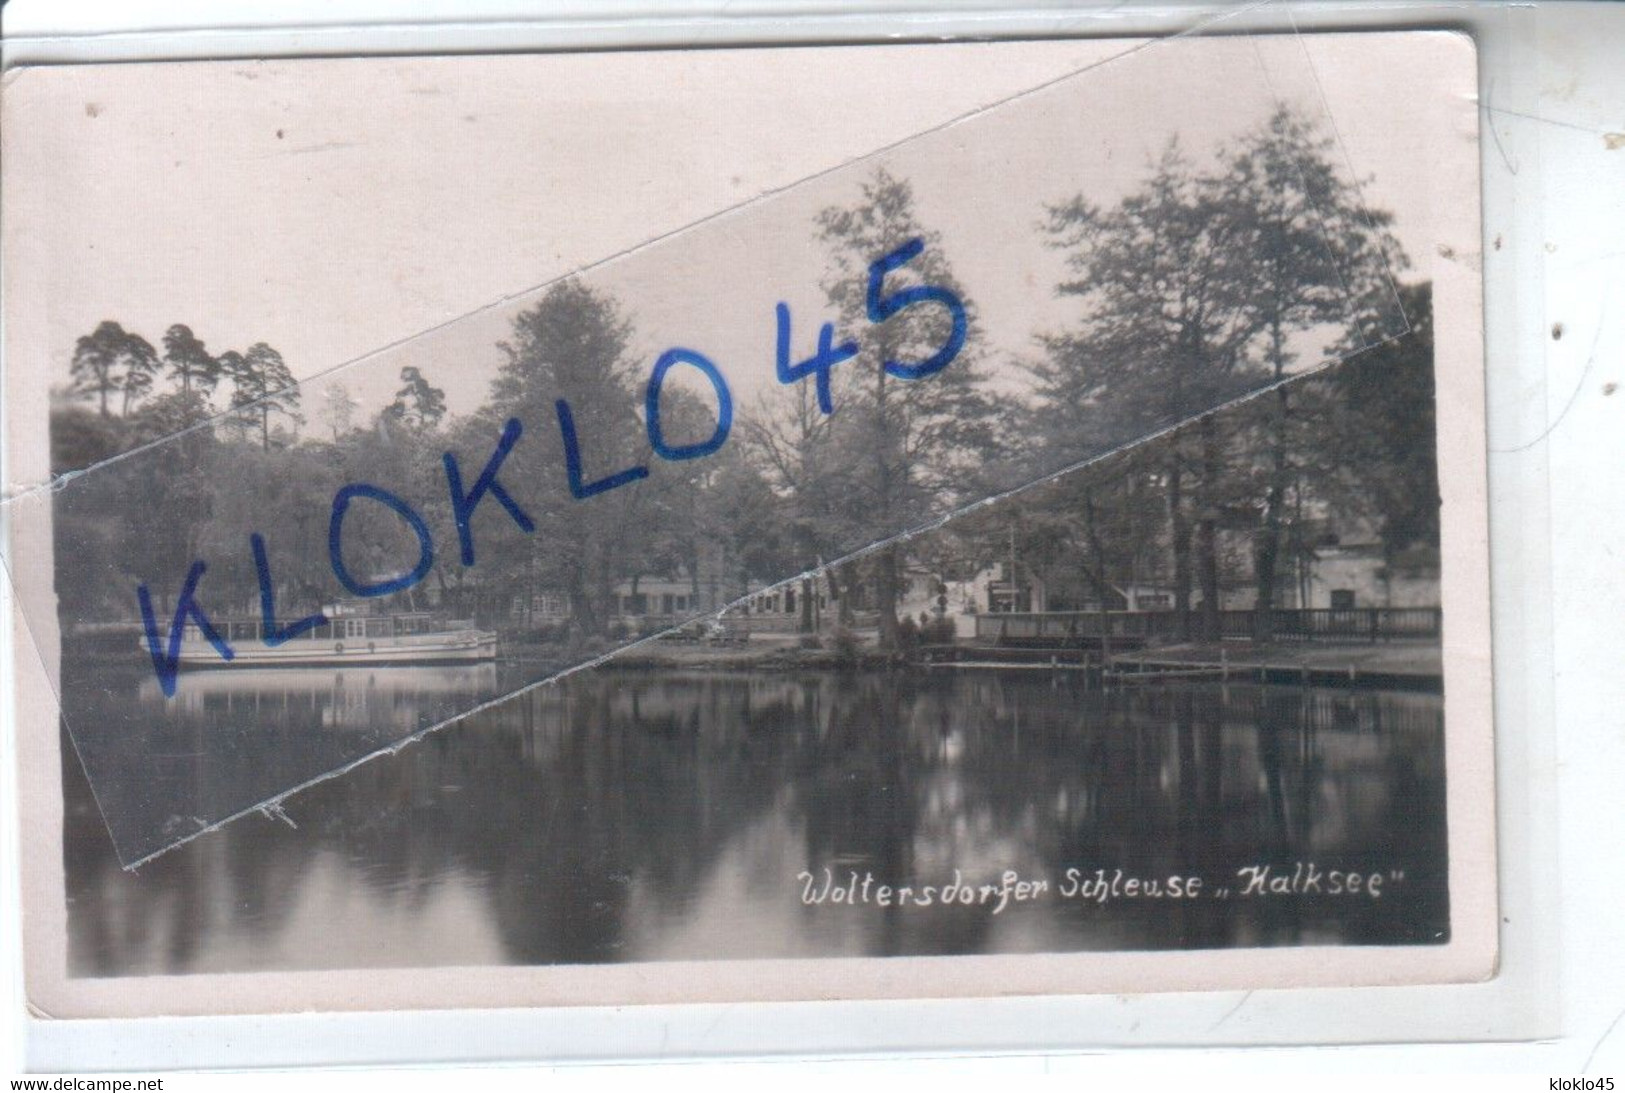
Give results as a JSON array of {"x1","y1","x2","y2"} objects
[{"x1": 1, "y1": 26, "x2": 1460, "y2": 987}]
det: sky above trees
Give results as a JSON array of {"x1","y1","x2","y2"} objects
[
  {"x1": 44, "y1": 95, "x2": 1435, "y2": 653},
  {"x1": 13, "y1": 34, "x2": 1472, "y2": 433}
]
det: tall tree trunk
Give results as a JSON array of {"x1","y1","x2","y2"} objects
[
  {"x1": 836, "y1": 560, "x2": 857, "y2": 625},
  {"x1": 1198, "y1": 518, "x2": 1220, "y2": 642},
  {"x1": 595, "y1": 555, "x2": 616, "y2": 636},
  {"x1": 1168, "y1": 457, "x2": 1192, "y2": 641},
  {"x1": 799, "y1": 576, "x2": 815, "y2": 633},
  {"x1": 1253, "y1": 415, "x2": 1286, "y2": 638},
  {"x1": 99, "y1": 381, "x2": 110, "y2": 419},
  {"x1": 567, "y1": 571, "x2": 597, "y2": 639},
  {"x1": 1198, "y1": 416, "x2": 1222, "y2": 643},
  {"x1": 875, "y1": 544, "x2": 902, "y2": 651},
  {"x1": 1083, "y1": 487, "x2": 1113, "y2": 666},
  {"x1": 871, "y1": 347, "x2": 903, "y2": 651},
  {"x1": 1253, "y1": 318, "x2": 1289, "y2": 640}
]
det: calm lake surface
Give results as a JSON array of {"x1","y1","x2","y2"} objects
[{"x1": 62, "y1": 667, "x2": 1448, "y2": 975}]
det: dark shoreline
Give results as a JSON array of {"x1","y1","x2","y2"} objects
[
  {"x1": 511, "y1": 637, "x2": 1445, "y2": 692},
  {"x1": 69, "y1": 631, "x2": 1445, "y2": 692}
]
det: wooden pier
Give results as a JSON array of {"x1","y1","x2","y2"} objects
[
  {"x1": 920, "y1": 638, "x2": 1441, "y2": 692},
  {"x1": 973, "y1": 607, "x2": 1442, "y2": 646},
  {"x1": 921, "y1": 645, "x2": 1092, "y2": 670},
  {"x1": 1104, "y1": 652, "x2": 1440, "y2": 692}
]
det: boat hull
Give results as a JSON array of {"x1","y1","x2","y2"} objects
[{"x1": 174, "y1": 633, "x2": 498, "y2": 668}]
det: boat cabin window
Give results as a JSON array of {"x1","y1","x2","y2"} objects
[{"x1": 185, "y1": 615, "x2": 440, "y2": 645}]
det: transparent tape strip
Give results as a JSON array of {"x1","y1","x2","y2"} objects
[{"x1": 0, "y1": 29, "x2": 1410, "y2": 867}]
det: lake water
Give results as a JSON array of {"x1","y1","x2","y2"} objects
[{"x1": 62, "y1": 667, "x2": 1448, "y2": 975}]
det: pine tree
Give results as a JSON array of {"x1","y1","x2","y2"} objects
[
  {"x1": 1039, "y1": 142, "x2": 1263, "y2": 639},
  {"x1": 161, "y1": 323, "x2": 220, "y2": 398},
  {"x1": 71, "y1": 321, "x2": 158, "y2": 419},
  {"x1": 813, "y1": 168, "x2": 1001, "y2": 649},
  {"x1": 1219, "y1": 107, "x2": 1404, "y2": 634}
]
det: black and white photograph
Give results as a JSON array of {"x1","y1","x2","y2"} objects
[{"x1": 2, "y1": 30, "x2": 1494, "y2": 1016}]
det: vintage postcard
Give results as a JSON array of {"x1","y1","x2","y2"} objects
[{"x1": 2, "y1": 29, "x2": 1494, "y2": 1019}]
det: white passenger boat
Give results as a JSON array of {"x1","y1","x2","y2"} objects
[{"x1": 169, "y1": 610, "x2": 498, "y2": 667}]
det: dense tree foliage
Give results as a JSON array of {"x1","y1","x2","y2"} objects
[
  {"x1": 51, "y1": 106, "x2": 1436, "y2": 655},
  {"x1": 1032, "y1": 107, "x2": 1416, "y2": 639},
  {"x1": 810, "y1": 168, "x2": 1004, "y2": 647}
]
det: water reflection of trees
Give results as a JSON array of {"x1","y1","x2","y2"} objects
[
  {"x1": 777, "y1": 675, "x2": 1447, "y2": 952},
  {"x1": 64, "y1": 670, "x2": 1447, "y2": 975}
]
